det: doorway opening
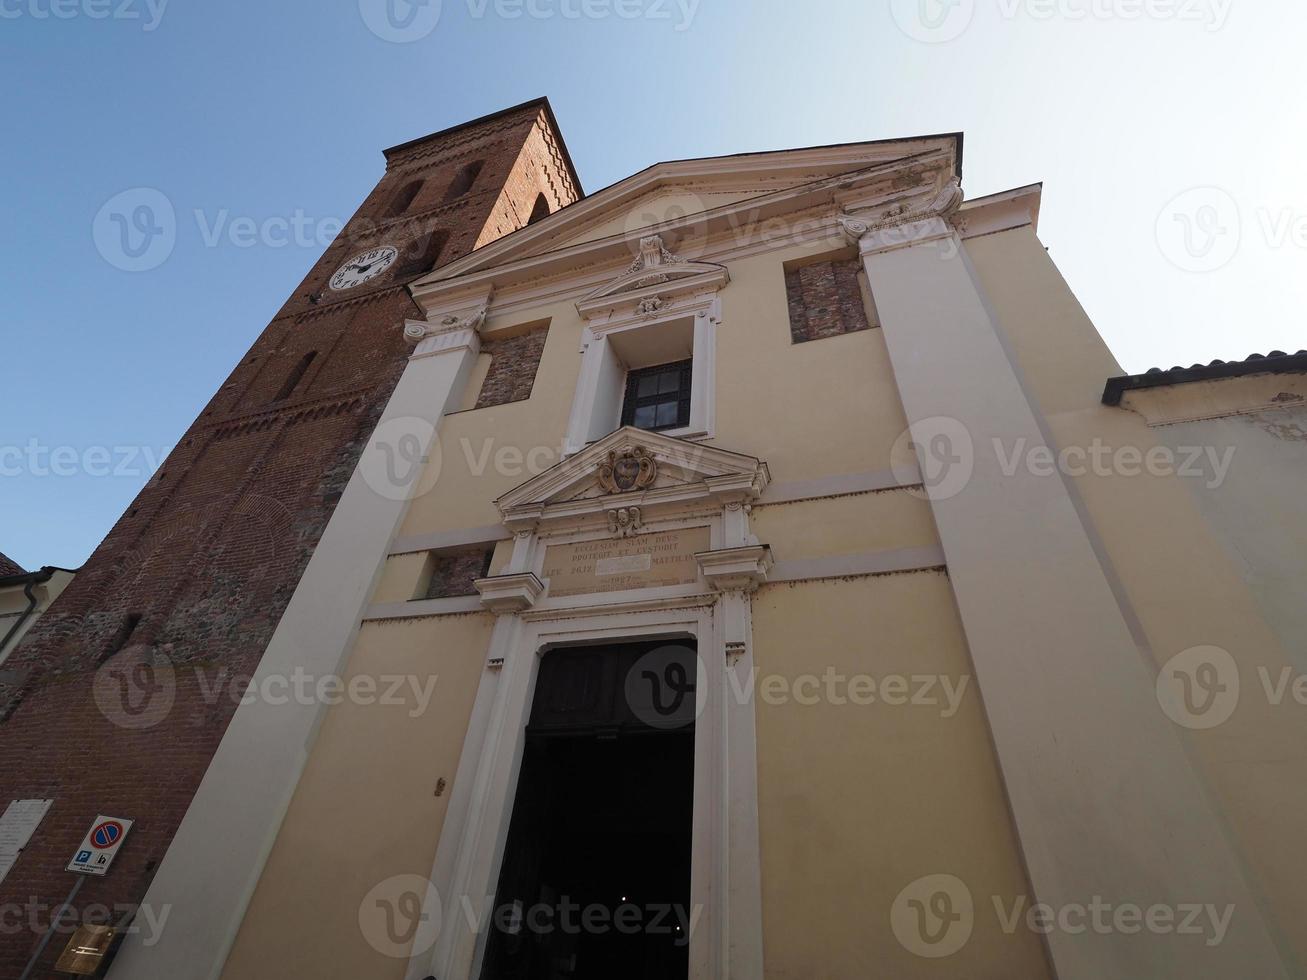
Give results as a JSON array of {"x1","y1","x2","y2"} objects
[{"x1": 481, "y1": 640, "x2": 697, "y2": 980}]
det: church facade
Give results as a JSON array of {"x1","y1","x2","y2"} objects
[{"x1": 13, "y1": 103, "x2": 1307, "y2": 979}]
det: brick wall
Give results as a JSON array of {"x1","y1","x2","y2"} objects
[
  {"x1": 0, "y1": 101, "x2": 580, "y2": 977},
  {"x1": 423, "y1": 547, "x2": 494, "y2": 599},
  {"x1": 784, "y1": 255, "x2": 875, "y2": 343},
  {"x1": 475, "y1": 324, "x2": 549, "y2": 409}
]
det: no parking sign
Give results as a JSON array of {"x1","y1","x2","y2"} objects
[{"x1": 67, "y1": 815, "x2": 133, "y2": 876}]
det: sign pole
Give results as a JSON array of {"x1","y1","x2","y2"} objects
[{"x1": 17, "y1": 873, "x2": 85, "y2": 980}]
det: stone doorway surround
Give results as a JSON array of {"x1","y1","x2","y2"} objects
[{"x1": 408, "y1": 428, "x2": 773, "y2": 980}]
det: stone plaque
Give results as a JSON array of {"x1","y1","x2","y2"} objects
[{"x1": 543, "y1": 527, "x2": 710, "y2": 598}]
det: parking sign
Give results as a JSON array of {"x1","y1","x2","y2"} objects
[{"x1": 67, "y1": 816, "x2": 133, "y2": 876}]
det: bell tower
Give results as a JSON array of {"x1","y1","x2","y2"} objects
[{"x1": 0, "y1": 99, "x2": 581, "y2": 978}]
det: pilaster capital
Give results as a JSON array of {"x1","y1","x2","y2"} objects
[
  {"x1": 403, "y1": 319, "x2": 482, "y2": 361},
  {"x1": 837, "y1": 176, "x2": 964, "y2": 256}
]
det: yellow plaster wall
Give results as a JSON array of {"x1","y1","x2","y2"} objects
[
  {"x1": 220, "y1": 612, "x2": 496, "y2": 979},
  {"x1": 751, "y1": 572, "x2": 1050, "y2": 979},
  {"x1": 751, "y1": 488, "x2": 938, "y2": 560},
  {"x1": 712, "y1": 240, "x2": 909, "y2": 483},
  {"x1": 967, "y1": 226, "x2": 1307, "y2": 969}
]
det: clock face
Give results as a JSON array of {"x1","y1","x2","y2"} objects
[{"x1": 329, "y1": 245, "x2": 399, "y2": 291}]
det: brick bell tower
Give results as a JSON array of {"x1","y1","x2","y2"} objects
[{"x1": 0, "y1": 98, "x2": 581, "y2": 976}]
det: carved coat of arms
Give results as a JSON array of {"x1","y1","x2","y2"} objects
[{"x1": 597, "y1": 446, "x2": 657, "y2": 494}]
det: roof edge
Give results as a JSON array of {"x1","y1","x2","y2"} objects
[
  {"x1": 1102, "y1": 350, "x2": 1307, "y2": 406},
  {"x1": 383, "y1": 97, "x2": 584, "y2": 196}
]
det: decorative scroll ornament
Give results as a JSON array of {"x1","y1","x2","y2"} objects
[
  {"x1": 837, "y1": 175, "x2": 964, "y2": 243},
  {"x1": 607, "y1": 506, "x2": 642, "y2": 538},
  {"x1": 597, "y1": 446, "x2": 657, "y2": 494},
  {"x1": 636, "y1": 296, "x2": 665, "y2": 316},
  {"x1": 403, "y1": 306, "x2": 487, "y2": 344}
]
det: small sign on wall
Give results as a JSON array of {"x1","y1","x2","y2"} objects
[
  {"x1": 67, "y1": 815, "x2": 133, "y2": 876},
  {"x1": 0, "y1": 798, "x2": 53, "y2": 885}
]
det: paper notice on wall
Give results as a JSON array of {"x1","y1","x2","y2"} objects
[{"x1": 0, "y1": 798, "x2": 53, "y2": 885}]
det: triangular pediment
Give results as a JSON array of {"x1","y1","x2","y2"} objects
[
  {"x1": 411, "y1": 134, "x2": 961, "y2": 296},
  {"x1": 496, "y1": 427, "x2": 769, "y2": 520}
]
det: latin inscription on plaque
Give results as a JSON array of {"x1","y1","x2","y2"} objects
[{"x1": 543, "y1": 527, "x2": 710, "y2": 597}]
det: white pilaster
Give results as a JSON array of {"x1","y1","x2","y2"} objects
[
  {"x1": 109, "y1": 319, "x2": 485, "y2": 980},
  {"x1": 849, "y1": 210, "x2": 1287, "y2": 978}
]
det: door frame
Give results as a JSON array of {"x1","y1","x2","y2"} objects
[{"x1": 411, "y1": 594, "x2": 763, "y2": 980}]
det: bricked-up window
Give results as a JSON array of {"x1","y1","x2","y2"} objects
[
  {"x1": 422, "y1": 546, "x2": 494, "y2": 600},
  {"x1": 443, "y1": 159, "x2": 484, "y2": 202},
  {"x1": 387, "y1": 179, "x2": 424, "y2": 217},
  {"x1": 784, "y1": 254, "x2": 878, "y2": 344},
  {"x1": 473, "y1": 324, "x2": 549, "y2": 410},
  {"x1": 528, "y1": 192, "x2": 551, "y2": 225},
  {"x1": 273, "y1": 351, "x2": 317, "y2": 402},
  {"x1": 621, "y1": 360, "x2": 693, "y2": 432}
]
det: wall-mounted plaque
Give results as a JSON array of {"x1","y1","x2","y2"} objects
[{"x1": 543, "y1": 527, "x2": 710, "y2": 598}]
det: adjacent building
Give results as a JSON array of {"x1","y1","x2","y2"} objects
[{"x1": 0, "y1": 555, "x2": 75, "y2": 665}]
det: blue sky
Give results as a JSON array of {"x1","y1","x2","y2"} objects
[{"x1": 3, "y1": 0, "x2": 1305, "y2": 568}]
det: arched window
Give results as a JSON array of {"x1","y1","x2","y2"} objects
[
  {"x1": 273, "y1": 351, "x2": 317, "y2": 402},
  {"x1": 527, "y1": 192, "x2": 551, "y2": 225},
  {"x1": 396, "y1": 229, "x2": 451, "y2": 278},
  {"x1": 387, "y1": 179, "x2": 424, "y2": 217},
  {"x1": 442, "y1": 160, "x2": 484, "y2": 202}
]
